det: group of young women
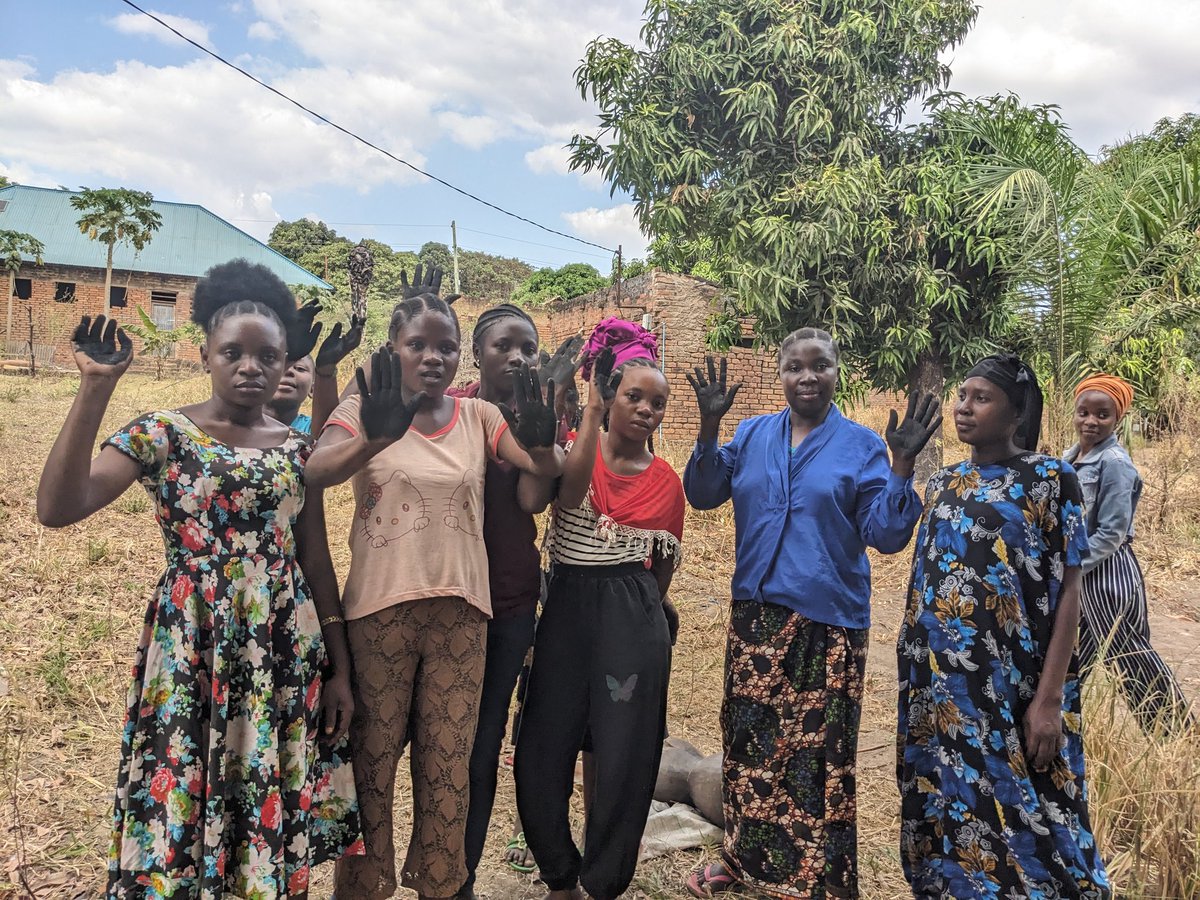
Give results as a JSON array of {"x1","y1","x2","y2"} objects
[{"x1": 38, "y1": 257, "x2": 1187, "y2": 900}]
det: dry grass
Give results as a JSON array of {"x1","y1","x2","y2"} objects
[{"x1": 0, "y1": 375, "x2": 1198, "y2": 899}]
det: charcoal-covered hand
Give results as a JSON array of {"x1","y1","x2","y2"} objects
[
  {"x1": 885, "y1": 392, "x2": 942, "y2": 464},
  {"x1": 588, "y1": 347, "x2": 623, "y2": 411},
  {"x1": 400, "y1": 264, "x2": 443, "y2": 299},
  {"x1": 357, "y1": 348, "x2": 423, "y2": 443},
  {"x1": 320, "y1": 672, "x2": 354, "y2": 744},
  {"x1": 538, "y1": 334, "x2": 584, "y2": 394},
  {"x1": 72, "y1": 315, "x2": 133, "y2": 378},
  {"x1": 686, "y1": 355, "x2": 741, "y2": 421},
  {"x1": 287, "y1": 300, "x2": 323, "y2": 362},
  {"x1": 500, "y1": 363, "x2": 558, "y2": 448},
  {"x1": 314, "y1": 314, "x2": 365, "y2": 375}
]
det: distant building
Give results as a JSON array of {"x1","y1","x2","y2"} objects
[{"x1": 0, "y1": 184, "x2": 329, "y2": 367}]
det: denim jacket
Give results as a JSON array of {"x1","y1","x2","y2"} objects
[{"x1": 1063, "y1": 434, "x2": 1142, "y2": 574}]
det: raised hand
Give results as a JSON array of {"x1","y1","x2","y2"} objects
[
  {"x1": 885, "y1": 392, "x2": 943, "y2": 465},
  {"x1": 400, "y1": 264, "x2": 443, "y2": 299},
  {"x1": 71, "y1": 315, "x2": 133, "y2": 378},
  {"x1": 499, "y1": 362, "x2": 558, "y2": 448},
  {"x1": 314, "y1": 314, "x2": 365, "y2": 375},
  {"x1": 287, "y1": 300, "x2": 323, "y2": 362},
  {"x1": 319, "y1": 673, "x2": 354, "y2": 744},
  {"x1": 538, "y1": 334, "x2": 584, "y2": 394},
  {"x1": 687, "y1": 355, "x2": 741, "y2": 421},
  {"x1": 356, "y1": 348, "x2": 423, "y2": 443},
  {"x1": 588, "y1": 347, "x2": 623, "y2": 411}
]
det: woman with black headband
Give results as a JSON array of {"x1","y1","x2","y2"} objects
[{"x1": 897, "y1": 354, "x2": 1111, "y2": 898}]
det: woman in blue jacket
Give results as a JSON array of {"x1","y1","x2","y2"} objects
[{"x1": 683, "y1": 328, "x2": 940, "y2": 900}]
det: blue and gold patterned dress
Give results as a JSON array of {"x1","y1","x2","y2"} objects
[
  {"x1": 102, "y1": 411, "x2": 361, "y2": 899},
  {"x1": 897, "y1": 454, "x2": 1110, "y2": 899}
]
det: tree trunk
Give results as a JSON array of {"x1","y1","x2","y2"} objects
[
  {"x1": 104, "y1": 243, "x2": 114, "y2": 315},
  {"x1": 908, "y1": 349, "x2": 946, "y2": 483},
  {"x1": 6, "y1": 269, "x2": 13, "y2": 344}
]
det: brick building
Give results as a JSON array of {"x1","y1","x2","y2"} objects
[
  {"x1": 1, "y1": 185, "x2": 329, "y2": 368},
  {"x1": 455, "y1": 270, "x2": 788, "y2": 444}
]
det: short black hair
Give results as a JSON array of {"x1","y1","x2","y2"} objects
[
  {"x1": 778, "y1": 327, "x2": 839, "y2": 365},
  {"x1": 192, "y1": 258, "x2": 297, "y2": 338},
  {"x1": 472, "y1": 303, "x2": 537, "y2": 344},
  {"x1": 389, "y1": 292, "x2": 460, "y2": 341}
]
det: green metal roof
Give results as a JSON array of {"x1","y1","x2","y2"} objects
[{"x1": 0, "y1": 185, "x2": 331, "y2": 289}]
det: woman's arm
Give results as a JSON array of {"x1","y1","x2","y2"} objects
[
  {"x1": 516, "y1": 469, "x2": 558, "y2": 514},
  {"x1": 649, "y1": 552, "x2": 679, "y2": 645},
  {"x1": 1082, "y1": 458, "x2": 1137, "y2": 573},
  {"x1": 556, "y1": 405, "x2": 602, "y2": 509},
  {"x1": 1024, "y1": 565, "x2": 1082, "y2": 770},
  {"x1": 683, "y1": 356, "x2": 741, "y2": 510},
  {"x1": 295, "y1": 489, "x2": 353, "y2": 743},
  {"x1": 38, "y1": 317, "x2": 141, "y2": 527},
  {"x1": 306, "y1": 424, "x2": 390, "y2": 489},
  {"x1": 495, "y1": 432, "x2": 565, "y2": 480},
  {"x1": 310, "y1": 370, "x2": 342, "y2": 437}
]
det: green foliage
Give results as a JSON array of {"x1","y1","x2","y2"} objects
[
  {"x1": 267, "y1": 219, "x2": 341, "y2": 261},
  {"x1": 418, "y1": 241, "x2": 454, "y2": 275},
  {"x1": 620, "y1": 258, "x2": 648, "y2": 279},
  {"x1": 70, "y1": 187, "x2": 162, "y2": 258},
  {"x1": 124, "y1": 306, "x2": 203, "y2": 379},
  {"x1": 0, "y1": 230, "x2": 45, "y2": 273},
  {"x1": 458, "y1": 248, "x2": 533, "y2": 300},
  {"x1": 568, "y1": 0, "x2": 981, "y2": 397},
  {"x1": 512, "y1": 263, "x2": 608, "y2": 306},
  {"x1": 0, "y1": 176, "x2": 12, "y2": 189}
]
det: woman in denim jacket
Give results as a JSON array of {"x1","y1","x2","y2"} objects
[{"x1": 1064, "y1": 374, "x2": 1192, "y2": 734}]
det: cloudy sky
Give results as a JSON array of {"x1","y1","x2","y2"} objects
[{"x1": 4, "y1": 1, "x2": 1197, "y2": 271}]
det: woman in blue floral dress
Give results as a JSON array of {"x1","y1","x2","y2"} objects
[
  {"x1": 37, "y1": 260, "x2": 363, "y2": 899},
  {"x1": 897, "y1": 354, "x2": 1110, "y2": 899}
]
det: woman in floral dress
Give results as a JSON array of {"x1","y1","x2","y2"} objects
[
  {"x1": 37, "y1": 260, "x2": 363, "y2": 899},
  {"x1": 897, "y1": 354, "x2": 1110, "y2": 899}
]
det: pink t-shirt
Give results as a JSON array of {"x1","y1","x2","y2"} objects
[{"x1": 326, "y1": 395, "x2": 508, "y2": 620}]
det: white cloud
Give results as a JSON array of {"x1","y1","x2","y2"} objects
[
  {"x1": 562, "y1": 203, "x2": 647, "y2": 257},
  {"x1": 436, "y1": 112, "x2": 504, "y2": 150},
  {"x1": 525, "y1": 142, "x2": 607, "y2": 190},
  {"x1": 247, "y1": 21, "x2": 278, "y2": 41},
  {"x1": 945, "y1": 0, "x2": 1200, "y2": 152},
  {"x1": 108, "y1": 11, "x2": 213, "y2": 48}
]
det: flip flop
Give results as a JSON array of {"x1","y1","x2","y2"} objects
[
  {"x1": 505, "y1": 832, "x2": 536, "y2": 873},
  {"x1": 686, "y1": 862, "x2": 738, "y2": 898}
]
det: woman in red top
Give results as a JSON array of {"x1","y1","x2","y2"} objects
[{"x1": 515, "y1": 319, "x2": 684, "y2": 900}]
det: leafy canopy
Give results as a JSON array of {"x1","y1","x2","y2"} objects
[
  {"x1": 512, "y1": 263, "x2": 608, "y2": 306},
  {"x1": 70, "y1": 187, "x2": 162, "y2": 255}
]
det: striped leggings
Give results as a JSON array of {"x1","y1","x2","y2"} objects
[{"x1": 1078, "y1": 543, "x2": 1193, "y2": 735}]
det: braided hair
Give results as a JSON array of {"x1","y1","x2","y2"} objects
[
  {"x1": 472, "y1": 303, "x2": 536, "y2": 344},
  {"x1": 191, "y1": 258, "x2": 297, "y2": 338},
  {"x1": 388, "y1": 292, "x2": 461, "y2": 342},
  {"x1": 778, "y1": 326, "x2": 839, "y2": 365}
]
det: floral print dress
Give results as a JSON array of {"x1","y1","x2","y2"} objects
[
  {"x1": 897, "y1": 454, "x2": 1110, "y2": 899},
  {"x1": 102, "y1": 411, "x2": 361, "y2": 899}
]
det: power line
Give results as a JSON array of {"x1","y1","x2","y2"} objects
[
  {"x1": 117, "y1": 0, "x2": 618, "y2": 256},
  {"x1": 457, "y1": 226, "x2": 613, "y2": 260}
]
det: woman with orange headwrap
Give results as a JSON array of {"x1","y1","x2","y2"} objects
[{"x1": 1064, "y1": 373, "x2": 1192, "y2": 734}]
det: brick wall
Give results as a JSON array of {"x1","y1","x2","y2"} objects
[{"x1": 5, "y1": 263, "x2": 200, "y2": 366}]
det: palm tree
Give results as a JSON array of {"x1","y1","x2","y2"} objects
[
  {"x1": 70, "y1": 188, "x2": 163, "y2": 314},
  {"x1": 1, "y1": 229, "x2": 45, "y2": 343}
]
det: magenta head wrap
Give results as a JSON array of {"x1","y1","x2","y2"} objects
[{"x1": 579, "y1": 316, "x2": 659, "y2": 379}]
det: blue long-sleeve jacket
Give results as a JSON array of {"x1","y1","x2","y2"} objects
[
  {"x1": 684, "y1": 406, "x2": 921, "y2": 629},
  {"x1": 1064, "y1": 434, "x2": 1142, "y2": 574}
]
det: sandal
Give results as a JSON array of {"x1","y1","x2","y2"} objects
[
  {"x1": 686, "y1": 862, "x2": 738, "y2": 898},
  {"x1": 505, "y1": 832, "x2": 537, "y2": 873}
]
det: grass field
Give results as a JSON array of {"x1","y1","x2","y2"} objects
[{"x1": 1, "y1": 371, "x2": 1199, "y2": 898}]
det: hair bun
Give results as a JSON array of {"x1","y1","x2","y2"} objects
[{"x1": 192, "y1": 259, "x2": 298, "y2": 333}]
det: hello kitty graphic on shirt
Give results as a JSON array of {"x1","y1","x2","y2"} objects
[{"x1": 359, "y1": 469, "x2": 431, "y2": 548}]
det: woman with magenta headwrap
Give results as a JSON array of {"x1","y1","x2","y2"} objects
[
  {"x1": 898, "y1": 354, "x2": 1110, "y2": 898},
  {"x1": 515, "y1": 317, "x2": 685, "y2": 900},
  {"x1": 1065, "y1": 373, "x2": 1191, "y2": 734}
]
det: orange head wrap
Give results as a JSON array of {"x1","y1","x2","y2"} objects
[{"x1": 1075, "y1": 373, "x2": 1134, "y2": 418}]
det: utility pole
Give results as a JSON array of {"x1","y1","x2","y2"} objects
[
  {"x1": 615, "y1": 244, "x2": 623, "y2": 304},
  {"x1": 451, "y1": 220, "x2": 461, "y2": 294}
]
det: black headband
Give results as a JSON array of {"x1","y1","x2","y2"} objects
[{"x1": 965, "y1": 353, "x2": 1043, "y2": 451}]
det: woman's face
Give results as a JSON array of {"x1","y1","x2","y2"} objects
[
  {"x1": 390, "y1": 311, "x2": 461, "y2": 399},
  {"x1": 202, "y1": 313, "x2": 288, "y2": 409},
  {"x1": 1074, "y1": 389, "x2": 1119, "y2": 449},
  {"x1": 954, "y1": 376, "x2": 1020, "y2": 447},
  {"x1": 272, "y1": 355, "x2": 314, "y2": 408},
  {"x1": 779, "y1": 338, "x2": 837, "y2": 419},
  {"x1": 608, "y1": 364, "x2": 669, "y2": 443},
  {"x1": 475, "y1": 318, "x2": 538, "y2": 398}
]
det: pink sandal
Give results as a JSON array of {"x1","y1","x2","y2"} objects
[{"x1": 686, "y1": 862, "x2": 738, "y2": 898}]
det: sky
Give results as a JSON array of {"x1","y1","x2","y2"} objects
[{"x1": 3, "y1": 1, "x2": 1198, "y2": 274}]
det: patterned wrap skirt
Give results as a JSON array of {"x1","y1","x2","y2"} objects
[{"x1": 721, "y1": 599, "x2": 868, "y2": 900}]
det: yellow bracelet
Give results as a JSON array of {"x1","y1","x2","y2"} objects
[{"x1": 319, "y1": 615, "x2": 345, "y2": 627}]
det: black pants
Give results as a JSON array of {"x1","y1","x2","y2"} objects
[
  {"x1": 463, "y1": 607, "x2": 537, "y2": 890},
  {"x1": 514, "y1": 563, "x2": 670, "y2": 900}
]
